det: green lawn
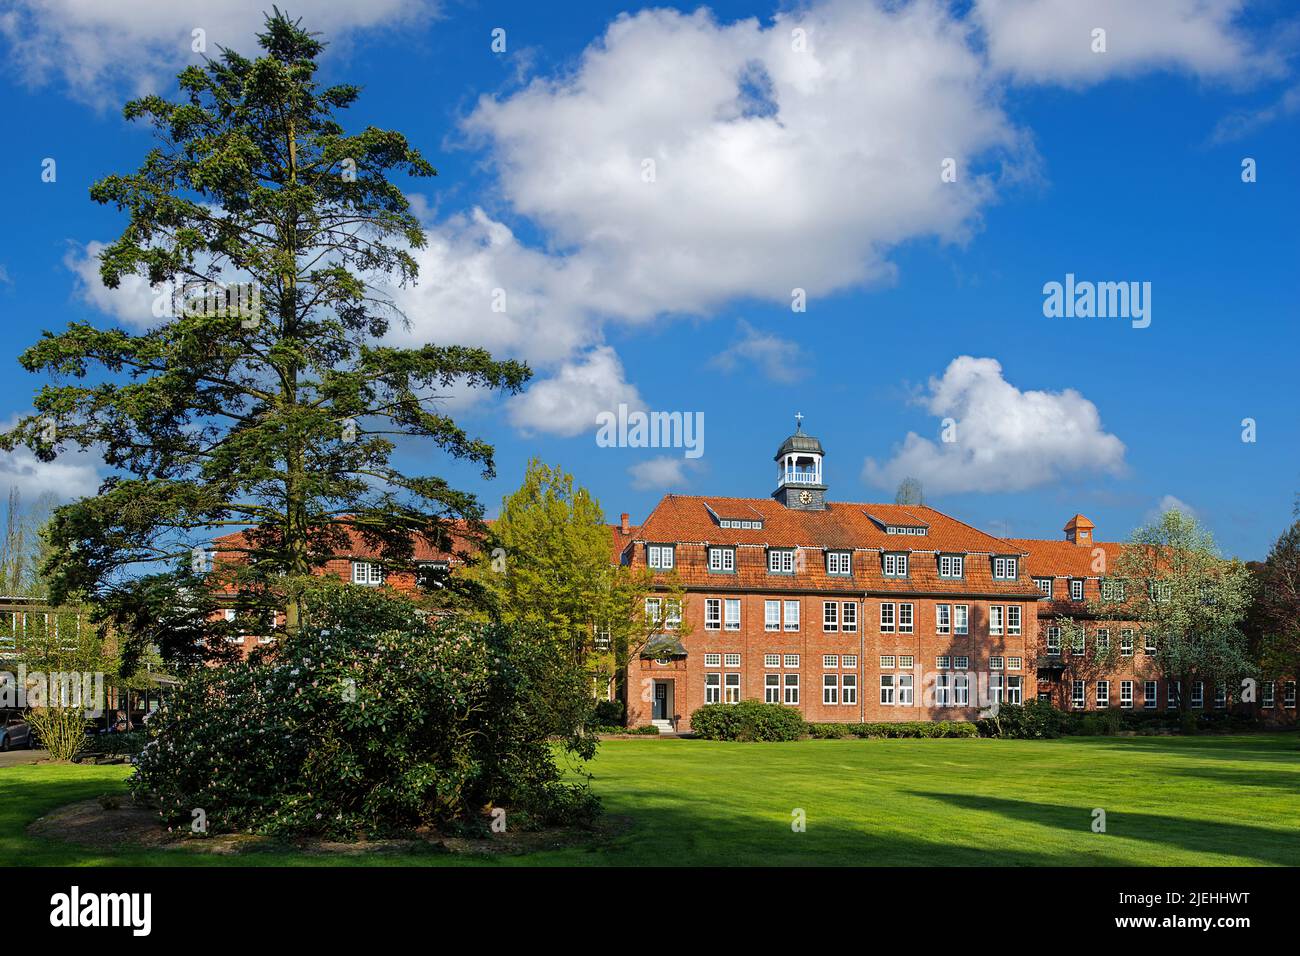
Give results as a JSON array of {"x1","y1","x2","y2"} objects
[{"x1": 4, "y1": 733, "x2": 1299, "y2": 866}]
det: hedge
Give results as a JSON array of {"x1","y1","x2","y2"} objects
[
  {"x1": 690, "y1": 701, "x2": 806, "y2": 741},
  {"x1": 806, "y1": 721, "x2": 978, "y2": 739}
]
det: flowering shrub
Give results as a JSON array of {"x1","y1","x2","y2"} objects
[{"x1": 130, "y1": 584, "x2": 599, "y2": 836}]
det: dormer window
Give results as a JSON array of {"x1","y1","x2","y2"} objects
[
  {"x1": 1034, "y1": 577, "x2": 1053, "y2": 596},
  {"x1": 647, "y1": 545, "x2": 675, "y2": 570},
  {"x1": 708, "y1": 547, "x2": 736, "y2": 573},
  {"x1": 992, "y1": 556, "x2": 1018, "y2": 580},
  {"x1": 882, "y1": 552, "x2": 908, "y2": 578},
  {"x1": 938, "y1": 554, "x2": 964, "y2": 579},
  {"x1": 768, "y1": 548, "x2": 796, "y2": 574},
  {"x1": 1070, "y1": 579, "x2": 1085, "y2": 602},
  {"x1": 352, "y1": 561, "x2": 383, "y2": 585},
  {"x1": 826, "y1": 551, "x2": 852, "y2": 576}
]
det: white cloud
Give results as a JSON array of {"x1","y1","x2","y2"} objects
[
  {"x1": 460, "y1": 2, "x2": 1022, "y2": 320},
  {"x1": 862, "y1": 356, "x2": 1126, "y2": 494},
  {"x1": 0, "y1": 264, "x2": 11, "y2": 287},
  {"x1": 628, "y1": 456, "x2": 700, "y2": 492},
  {"x1": 1152, "y1": 494, "x2": 1197, "y2": 520},
  {"x1": 709, "y1": 320, "x2": 807, "y2": 383},
  {"x1": 0, "y1": 446, "x2": 100, "y2": 502},
  {"x1": 66, "y1": 241, "x2": 160, "y2": 329},
  {"x1": 1209, "y1": 83, "x2": 1300, "y2": 143},
  {"x1": 974, "y1": 0, "x2": 1276, "y2": 87},
  {"x1": 506, "y1": 346, "x2": 643, "y2": 438},
  {"x1": 0, "y1": 0, "x2": 434, "y2": 104}
]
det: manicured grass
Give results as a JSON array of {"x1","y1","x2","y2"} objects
[{"x1": 5, "y1": 734, "x2": 1299, "y2": 866}]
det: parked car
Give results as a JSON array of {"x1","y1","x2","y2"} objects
[{"x1": 0, "y1": 713, "x2": 33, "y2": 751}]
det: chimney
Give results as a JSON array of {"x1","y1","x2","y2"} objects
[
  {"x1": 1063, "y1": 513, "x2": 1095, "y2": 546},
  {"x1": 620, "y1": 512, "x2": 631, "y2": 535}
]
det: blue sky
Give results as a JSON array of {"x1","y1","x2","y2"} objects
[{"x1": 0, "y1": 0, "x2": 1296, "y2": 560}]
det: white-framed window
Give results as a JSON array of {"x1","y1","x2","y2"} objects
[
  {"x1": 784, "y1": 600, "x2": 800, "y2": 632},
  {"x1": 1007, "y1": 605, "x2": 1021, "y2": 635},
  {"x1": 989, "y1": 656, "x2": 1004, "y2": 671},
  {"x1": 883, "y1": 552, "x2": 908, "y2": 577},
  {"x1": 954, "y1": 604, "x2": 969, "y2": 635},
  {"x1": 1070, "y1": 579, "x2": 1085, "y2": 602},
  {"x1": 1144, "y1": 633, "x2": 1157, "y2": 655},
  {"x1": 1263, "y1": 681, "x2": 1275, "y2": 708},
  {"x1": 827, "y1": 551, "x2": 852, "y2": 575},
  {"x1": 880, "y1": 655, "x2": 896, "y2": 669},
  {"x1": 1070, "y1": 628, "x2": 1084, "y2": 654},
  {"x1": 702, "y1": 598, "x2": 722, "y2": 634},
  {"x1": 938, "y1": 554, "x2": 964, "y2": 579},
  {"x1": 898, "y1": 655, "x2": 914, "y2": 669},
  {"x1": 1150, "y1": 581, "x2": 1173, "y2": 603},
  {"x1": 953, "y1": 673, "x2": 970, "y2": 706},
  {"x1": 1005, "y1": 676, "x2": 1022, "y2": 705},
  {"x1": 880, "y1": 602, "x2": 895, "y2": 633},
  {"x1": 764, "y1": 653, "x2": 780, "y2": 668},
  {"x1": 841, "y1": 602, "x2": 857, "y2": 632},
  {"x1": 644, "y1": 597, "x2": 661, "y2": 624},
  {"x1": 880, "y1": 674, "x2": 895, "y2": 705},
  {"x1": 935, "y1": 674, "x2": 951, "y2": 707},
  {"x1": 1287, "y1": 682, "x2": 1297, "y2": 708},
  {"x1": 1096, "y1": 680, "x2": 1110, "y2": 708},
  {"x1": 898, "y1": 673, "x2": 915, "y2": 705},
  {"x1": 1006, "y1": 657, "x2": 1021, "y2": 671},
  {"x1": 768, "y1": 549, "x2": 795, "y2": 573},
  {"x1": 665, "y1": 600, "x2": 681, "y2": 630},
  {"x1": 1046, "y1": 626, "x2": 1061, "y2": 655},
  {"x1": 842, "y1": 674, "x2": 857, "y2": 705},
  {"x1": 724, "y1": 653, "x2": 741, "y2": 668},
  {"x1": 1120, "y1": 681, "x2": 1134, "y2": 709},
  {"x1": 989, "y1": 672, "x2": 1004, "y2": 703},
  {"x1": 1101, "y1": 579, "x2": 1125, "y2": 602},
  {"x1": 1120, "y1": 630, "x2": 1135, "y2": 657},
  {"x1": 823, "y1": 655, "x2": 839, "y2": 669},
  {"x1": 647, "y1": 545, "x2": 674, "y2": 569},
  {"x1": 936, "y1": 603, "x2": 951, "y2": 634},
  {"x1": 1167, "y1": 681, "x2": 1181, "y2": 711},
  {"x1": 992, "y1": 556, "x2": 1018, "y2": 580},
  {"x1": 724, "y1": 672, "x2": 741, "y2": 703},
  {"x1": 823, "y1": 601, "x2": 839, "y2": 632},
  {"x1": 1034, "y1": 577, "x2": 1053, "y2": 597},
  {"x1": 708, "y1": 547, "x2": 735, "y2": 572},
  {"x1": 1071, "y1": 680, "x2": 1086, "y2": 709},
  {"x1": 704, "y1": 653, "x2": 721, "y2": 667},
  {"x1": 823, "y1": 674, "x2": 839, "y2": 705},
  {"x1": 764, "y1": 600, "x2": 780, "y2": 632},
  {"x1": 1143, "y1": 680, "x2": 1158, "y2": 710},
  {"x1": 842, "y1": 655, "x2": 858, "y2": 668},
  {"x1": 705, "y1": 673, "x2": 721, "y2": 703},
  {"x1": 765, "y1": 673, "x2": 780, "y2": 703},
  {"x1": 724, "y1": 598, "x2": 741, "y2": 631},
  {"x1": 1214, "y1": 685, "x2": 1227, "y2": 709},
  {"x1": 1190, "y1": 681, "x2": 1204, "y2": 708},
  {"x1": 898, "y1": 603, "x2": 913, "y2": 634},
  {"x1": 989, "y1": 605, "x2": 1003, "y2": 635},
  {"x1": 936, "y1": 655, "x2": 951, "y2": 669},
  {"x1": 1096, "y1": 628, "x2": 1110, "y2": 651},
  {"x1": 783, "y1": 654, "x2": 800, "y2": 668},
  {"x1": 783, "y1": 673, "x2": 800, "y2": 705},
  {"x1": 954, "y1": 656, "x2": 969, "y2": 670},
  {"x1": 352, "y1": 561, "x2": 383, "y2": 585}
]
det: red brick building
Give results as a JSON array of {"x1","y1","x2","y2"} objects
[{"x1": 621, "y1": 423, "x2": 1297, "y2": 731}]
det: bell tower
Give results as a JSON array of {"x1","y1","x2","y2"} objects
[{"x1": 772, "y1": 413, "x2": 827, "y2": 510}]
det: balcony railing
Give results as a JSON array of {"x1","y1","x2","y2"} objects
[{"x1": 780, "y1": 469, "x2": 820, "y2": 485}]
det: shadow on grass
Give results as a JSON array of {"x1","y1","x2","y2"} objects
[{"x1": 909, "y1": 791, "x2": 1300, "y2": 866}]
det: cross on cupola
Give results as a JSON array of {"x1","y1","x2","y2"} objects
[{"x1": 772, "y1": 414, "x2": 827, "y2": 510}]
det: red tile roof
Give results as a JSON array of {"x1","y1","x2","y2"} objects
[
  {"x1": 632, "y1": 495, "x2": 1042, "y2": 598},
  {"x1": 1005, "y1": 538, "x2": 1127, "y2": 578}
]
